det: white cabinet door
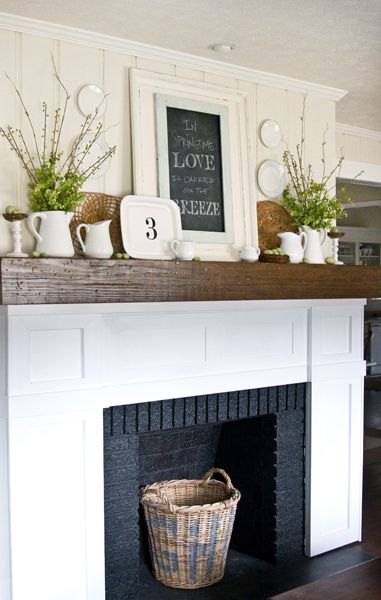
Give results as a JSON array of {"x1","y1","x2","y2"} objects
[
  {"x1": 306, "y1": 377, "x2": 364, "y2": 556},
  {"x1": 8, "y1": 410, "x2": 105, "y2": 600},
  {"x1": 306, "y1": 302, "x2": 365, "y2": 556}
]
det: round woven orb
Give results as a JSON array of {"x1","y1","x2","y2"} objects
[
  {"x1": 257, "y1": 199, "x2": 298, "y2": 251},
  {"x1": 70, "y1": 192, "x2": 123, "y2": 255}
]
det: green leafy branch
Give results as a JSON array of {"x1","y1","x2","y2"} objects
[{"x1": 281, "y1": 96, "x2": 361, "y2": 231}]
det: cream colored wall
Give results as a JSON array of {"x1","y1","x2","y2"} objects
[
  {"x1": 337, "y1": 132, "x2": 381, "y2": 165},
  {"x1": 0, "y1": 28, "x2": 337, "y2": 254}
]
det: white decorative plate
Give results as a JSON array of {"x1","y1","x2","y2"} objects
[
  {"x1": 257, "y1": 160, "x2": 286, "y2": 199},
  {"x1": 73, "y1": 133, "x2": 112, "y2": 179},
  {"x1": 77, "y1": 84, "x2": 107, "y2": 117},
  {"x1": 260, "y1": 119, "x2": 282, "y2": 148},
  {"x1": 120, "y1": 195, "x2": 183, "y2": 260}
]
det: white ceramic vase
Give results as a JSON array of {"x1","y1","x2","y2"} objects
[
  {"x1": 301, "y1": 225, "x2": 327, "y2": 264},
  {"x1": 27, "y1": 210, "x2": 75, "y2": 257}
]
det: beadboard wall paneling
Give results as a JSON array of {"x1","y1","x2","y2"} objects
[
  {"x1": 59, "y1": 40, "x2": 104, "y2": 195},
  {"x1": 0, "y1": 28, "x2": 337, "y2": 255},
  {"x1": 0, "y1": 30, "x2": 18, "y2": 252},
  {"x1": 337, "y1": 132, "x2": 381, "y2": 165},
  {"x1": 103, "y1": 51, "x2": 134, "y2": 197}
]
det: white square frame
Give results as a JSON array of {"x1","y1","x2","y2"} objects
[{"x1": 130, "y1": 69, "x2": 254, "y2": 261}]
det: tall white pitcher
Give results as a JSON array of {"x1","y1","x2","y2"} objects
[
  {"x1": 301, "y1": 225, "x2": 327, "y2": 264},
  {"x1": 27, "y1": 210, "x2": 74, "y2": 257}
]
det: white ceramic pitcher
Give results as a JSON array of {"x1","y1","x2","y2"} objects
[
  {"x1": 76, "y1": 220, "x2": 113, "y2": 259},
  {"x1": 277, "y1": 231, "x2": 307, "y2": 264},
  {"x1": 301, "y1": 225, "x2": 327, "y2": 264},
  {"x1": 27, "y1": 210, "x2": 74, "y2": 257}
]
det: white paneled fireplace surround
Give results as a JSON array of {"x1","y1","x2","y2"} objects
[{"x1": 0, "y1": 298, "x2": 365, "y2": 600}]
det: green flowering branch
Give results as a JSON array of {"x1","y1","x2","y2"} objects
[
  {"x1": 0, "y1": 56, "x2": 116, "y2": 213},
  {"x1": 281, "y1": 96, "x2": 360, "y2": 231}
]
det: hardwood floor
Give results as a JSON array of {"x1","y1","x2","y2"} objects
[
  {"x1": 271, "y1": 394, "x2": 381, "y2": 599},
  {"x1": 269, "y1": 558, "x2": 381, "y2": 600}
]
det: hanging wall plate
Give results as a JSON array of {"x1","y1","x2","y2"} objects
[
  {"x1": 257, "y1": 160, "x2": 286, "y2": 199},
  {"x1": 77, "y1": 84, "x2": 107, "y2": 117},
  {"x1": 260, "y1": 119, "x2": 282, "y2": 148}
]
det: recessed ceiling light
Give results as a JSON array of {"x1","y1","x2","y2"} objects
[{"x1": 208, "y1": 42, "x2": 236, "y2": 54}]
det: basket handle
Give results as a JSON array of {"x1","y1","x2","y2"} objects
[
  {"x1": 140, "y1": 487, "x2": 177, "y2": 514},
  {"x1": 202, "y1": 468, "x2": 233, "y2": 492}
]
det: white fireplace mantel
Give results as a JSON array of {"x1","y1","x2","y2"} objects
[{"x1": 0, "y1": 298, "x2": 365, "y2": 600}]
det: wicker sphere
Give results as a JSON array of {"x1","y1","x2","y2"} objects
[{"x1": 257, "y1": 200, "x2": 298, "y2": 251}]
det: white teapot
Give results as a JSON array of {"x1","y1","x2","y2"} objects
[{"x1": 277, "y1": 231, "x2": 307, "y2": 264}]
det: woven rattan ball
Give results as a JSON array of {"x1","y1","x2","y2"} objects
[
  {"x1": 70, "y1": 192, "x2": 124, "y2": 255},
  {"x1": 257, "y1": 200, "x2": 298, "y2": 251}
]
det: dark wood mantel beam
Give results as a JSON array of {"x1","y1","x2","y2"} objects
[{"x1": 0, "y1": 258, "x2": 380, "y2": 305}]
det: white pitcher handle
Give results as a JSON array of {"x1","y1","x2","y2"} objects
[
  {"x1": 76, "y1": 223, "x2": 89, "y2": 254},
  {"x1": 320, "y1": 229, "x2": 327, "y2": 246},
  {"x1": 27, "y1": 212, "x2": 46, "y2": 244},
  {"x1": 170, "y1": 240, "x2": 179, "y2": 254},
  {"x1": 300, "y1": 231, "x2": 307, "y2": 250}
]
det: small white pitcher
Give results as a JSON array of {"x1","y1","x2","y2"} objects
[
  {"x1": 239, "y1": 246, "x2": 260, "y2": 262},
  {"x1": 27, "y1": 210, "x2": 74, "y2": 257},
  {"x1": 170, "y1": 240, "x2": 195, "y2": 260},
  {"x1": 76, "y1": 220, "x2": 113, "y2": 259},
  {"x1": 277, "y1": 231, "x2": 307, "y2": 264},
  {"x1": 301, "y1": 225, "x2": 327, "y2": 264}
]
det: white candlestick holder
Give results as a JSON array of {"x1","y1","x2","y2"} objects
[
  {"x1": 3, "y1": 213, "x2": 29, "y2": 257},
  {"x1": 328, "y1": 230, "x2": 345, "y2": 265}
]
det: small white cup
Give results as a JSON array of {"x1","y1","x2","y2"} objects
[
  {"x1": 170, "y1": 240, "x2": 195, "y2": 260},
  {"x1": 240, "y1": 246, "x2": 260, "y2": 262}
]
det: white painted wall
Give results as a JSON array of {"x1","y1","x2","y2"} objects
[
  {"x1": 336, "y1": 124, "x2": 381, "y2": 166},
  {"x1": 0, "y1": 27, "x2": 337, "y2": 255}
]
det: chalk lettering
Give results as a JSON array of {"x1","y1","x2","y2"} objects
[
  {"x1": 171, "y1": 152, "x2": 216, "y2": 171},
  {"x1": 175, "y1": 198, "x2": 221, "y2": 216},
  {"x1": 170, "y1": 130, "x2": 215, "y2": 152},
  {"x1": 184, "y1": 176, "x2": 214, "y2": 184},
  {"x1": 195, "y1": 187, "x2": 208, "y2": 195},
  {"x1": 184, "y1": 119, "x2": 197, "y2": 132}
]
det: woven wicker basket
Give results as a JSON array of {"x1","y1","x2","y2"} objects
[{"x1": 140, "y1": 468, "x2": 241, "y2": 589}]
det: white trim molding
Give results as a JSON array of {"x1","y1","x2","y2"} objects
[
  {"x1": 336, "y1": 123, "x2": 381, "y2": 141},
  {"x1": 339, "y1": 160, "x2": 381, "y2": 185},
  {"x1": 0, "y1": 11, "x2": 347, "y2": 102}
]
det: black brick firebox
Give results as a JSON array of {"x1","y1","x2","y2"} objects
[{"x1": 103, "y1": 384, "x2": 306, "y2": 600}]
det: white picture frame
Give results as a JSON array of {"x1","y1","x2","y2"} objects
[
  {"x1": 130, "y1": 69, "x2": 254, "y2": 261},
  {"x1": 155, "y1": 94, "x2": 234, "y2": 244}
]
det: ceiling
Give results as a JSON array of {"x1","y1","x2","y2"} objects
[{"x1": 1, "y1": 0, "x2": 380, "y2": 131}]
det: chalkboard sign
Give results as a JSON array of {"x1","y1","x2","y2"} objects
[
  {"x1": 166, "y1": 107, "x2": 224, "y2": 233},
  {"x1": 155, "y1": 95, "x2": 233, "y2": 244}
]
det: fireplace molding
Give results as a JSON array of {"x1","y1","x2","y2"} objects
[{"x1": 0, "y1": 298, "x2": 365, "y2": 600}]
